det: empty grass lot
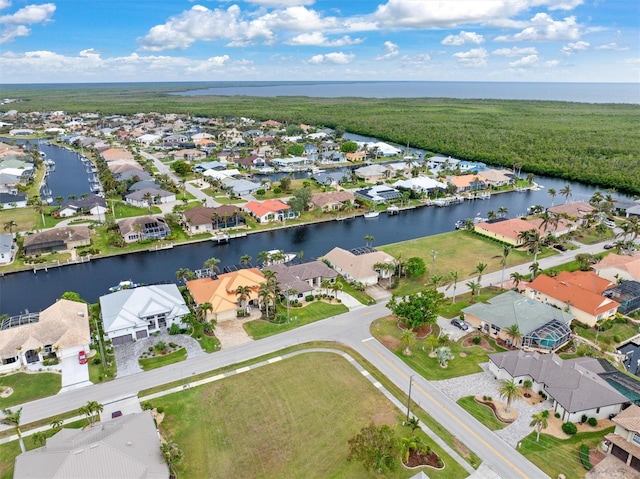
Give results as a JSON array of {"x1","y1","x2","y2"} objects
[
  {"x1": 0, "y1": 372, "x2": 61, "y2": 408},
  {"x1": 520, "y1": 427, "x2": 614, "y2": 479},
  {"x1": 150, "y1": 352, "x2": 465, "y2": 479}
]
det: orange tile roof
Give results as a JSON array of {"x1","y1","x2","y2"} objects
[
  {"x1": 475, "y1": 218, "x2": 541, "y2": 242},
  {"x1": 186, "y1": 268, "x2": 265, "y2": 313},
  {"x1": 448, "y1": 175, "x2": 477, "y2": 188},
  {"x1": 528, "y1": 272, "x2": 619, "y2": 317},
  {"x1": 244, "y1": 199, "x2": 290, "y2": 217},
  {"x1": 593, "y1": 253, "x2": 640, "y2": 281}
]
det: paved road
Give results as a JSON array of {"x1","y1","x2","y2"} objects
[{"x1": 4, "y1": 237, "x2": 614, "y2": 478}]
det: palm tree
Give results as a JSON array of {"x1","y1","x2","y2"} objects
[
  {"x1": 87, "y1": 401, "x2": 103, "y2": 425},
  {"x1": 504, "y1": 323, "x2": 522, "y2": 348},
  {"x1": 197, "y1": 302, "x2": 213, "y2": 323},
  {"x1": 175, "y1": 268, "x2": 195, "y2": 284},
  {"x1": 202, "y1": 257, "x2": 221, "y2": 274},
  {"x1": 399, "y1": 435, "x2": 428, "y2": 463},
  {"x1": 239, "y1": 254, "x2": 252, "y2": 266},
  {"x1": 530, "y1": 411, "x2": 549, "y2": 442},
  {"x1": 518, "y1": 229, "x2": 543, "y2": 276},
  {"x1": 50, "y1": 418, "x2": 63, "y2": 432},
  {"x1": 400, "y1": 329, "x2": 416, "y2": 356},
  {"x1": 435, "y1": 346, "x2": 453, "y2": 367},
  {"x1": 447, "y1": 271, "x2": 459, "y2": 304},
  {"x1": 3, "y1": 220, "x2": 17, "y2": 234},
  {"x1": 364, "y1": 234, "x2": 375, "y2": 247},
  {"x1": 161, "y1": 440, "x2": 185, "y2": 478},
  {"x1": 493, "y1": 245, "x2": 511, "y2": 290},
  {"x1": 498, "y1": 206, "x2": 508, "y2": 219},
  {"x1": 473, "y1": 262, "x2": 487, "y2": 292},
  {"x1": 32, "y1": 431, "x2": 46, "y2": 446},
  {"x1": 559, "y1": 184, "x2": 573, "y2": 203},
  {"x1": 330, "y1": 281, "x2": 343, "y2": 300},
  {"x1": 1, "y1": 407, "x2": 25, "y2": 452},
  {"x1": 510, "y1": 271, "x2": 525, "y2": 290},
  {"x1": 548, "y1": 188, "x2": 557, "y2": 207},
  {"x1": 466, "y1": 280, "x2": 481, "y2": 303},
  {"x1": 529, "y1": 262, "x2": 541, "y2": 278},
  {"x1": 498, "y1": 379, "x2": 523, "y2": 413},
  {"x1": 258, "y1": 283, "x2": 273, "y2": 321},
  {"x1": 257, "y1": 250, "x2": 270, "y2": 266},
  {"x1": 406, "y1": 416, "x2": 420, "y2": 435},
  {"x1": 235, "y1": 285, "x2": 252, "y2": 316}
]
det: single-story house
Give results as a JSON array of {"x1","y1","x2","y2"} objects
[
  {"x1": 462, "y1": 290, "x2": 574, "y2": 352},
  {"x1": 592, "y1": 253, "x2": 640, "y2": 283},
  {"x1": 264, "y1": 261, "x2": 338, "y2": 299},
  {"x1": 99, "y1": 284, "x2": 189, "y2": 345},
  {"x1": 270, "y1": 156, "x2": 313, "y2": 169},
  {"x1": 113, "y1": 169, "x2": 152, "y2": 182},
  {"x1": 322, "y1": 247, "x2": 396, "y2": 286},
  {"x1": 547, "y1": 201, "x2": 595, "y2": 224},
  {"x1": 101, "y1": 148, "x2": 134, "y2": 162},
  {"x1": 477, "y1": 169, "x2": 513, "y2": 187},
  {"x1": 194, "y1": 160, "x2": 226, "y2": 172},
  {"x1": 0, "y1": 233, "x2": 14, "y2": 265},
  {"x1": 181, "y1": 205, "x2": 245, "y2": 235},
  {"x1": 22, "y1": 226, "x2": 91, "y2": 255},
  {"x1": 14, "y1": 411, "x2": 169, "y2": 479},
  {"x1": 124, "y1": 187, "x2": 176, "y2": 207},
  {"x1": 354, "y1": 185, "x2": 403, "y2": 204},
  {"x1": 310, "y1": 191, "x2": 355, "y2": 211},
  {"x1": 425, "y1": 155, "x2": 460, "y2": 171},
  {"x1": 57, "y1": 195, "x2": 108, "y2": 218},
  {"x1": 354, "y1": 164, "x2": 390, "y2": 183},
  {"x1": 174, "y1": 148, "x2": 206, "y2": 161},
  {"x1": 473, "y1": 218, "x2": 542, "y2": 246},
  {"x1": 117, "y1": 216, "x2": 171, "y2": 243},
  {"x1": 447, "y1": 174, "x2": 486, "y2": 193},
  {"x1": 0, "y1": 299, "x2": 90, "y2": 373},
  {"x1": 222, "y1": 178, "x2": 262, "y2": 196},
  {"x1": 0, "y1": 192, "x2": 27, "y2": 208},
  {"x1": 244, "y1": 199, "x2": 298, "y2": 223},
  {"x1": 604, "y1": 405, "x2": 640, "y2": 472},
  {"x1": 603, "y1": 281, "x2": 640, "y2": 315},
  {"x1": 394, "y1": 177, "x2": 447, "y2": 195},
  {"x1": 186, "y1": 268, "x2": 266, "y2": 322},
  {"x1": 525, "y1": 271, "x2": 619, "y2": 327},
  {"x1": 310, "y1": 171, "x2": 350, "y2": 186},
  {"x1": 489, "y1": 349, "x2": 629, "y2": 422}
]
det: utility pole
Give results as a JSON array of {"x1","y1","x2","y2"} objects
[
  {"x1": 406, "y1": 375, "x2": 414, "y2": 423},
  {"x1": 431, "y1": 250, "x2": 438, "y2": 277}
]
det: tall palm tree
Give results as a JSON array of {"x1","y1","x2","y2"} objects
[
  {"x1": 202, "y1": 257, "x2": 221, "y2": 274},
  {"x1": 518, "y1": 229, "x2": 543, "y2": 276},
  {"x1": 473, "y1": 262, "x2": 488, "y2": 292},
  {"x1": 1, "y1": 407, "x2": 25, "y2": 452},
  {"x1": 239, "y1": 254, "x2": 252, "y2": 266},
  {"x1": 559, "y1": 184, "x2": 573, "y2": 204},
  {"x1": 406, "y1": 416, "x2": 420, "y2": 435},
  {"x1": 258, "y1": 283, "x2": 273, "y2": 321},
  {"x1": 330, "y1": 281, "x2": 343, "y2": 300},
  {"x1": 510, "y1": 271, "x2": 525, "y2": 290},
  {"x1": 497, "y1": 206, "x2": 508, "y2": 219},
  {"x1": 498, "y1": 379, "x2": 523, "y2": 413},
  {"x1": 466, "y1": 280, "x2": 481, "y2": 303},
  {"x1": 364, "y1": 234, "x2": 375, "y2": 247},
  {"x1": 548, "y1": 188, "x2": 557, "y2": 207},
  {"x1": 3, "y1": 220, "x2": 17, "y2": 234},
  {"x1": 257, "y1": 250, "x2": 270, "y2": 266},
  {"x1": 504, "y1": 323, "x2": 522, "y2": 347},
  {"x1": 175, "y1": 268, "x2": 195, "y2": 284},
  {"x1": 493, "y1": 246, "x2": 511, "y2": 290},
  {"x1": 447, "y1": 271, "x2": 459, "y2": 304},
  {"x1": 235, "y1": 285, "x2": 252, "y2": 316},
  {"x1": 530, "y1": 411, "x2": 549, "y2": 442}
]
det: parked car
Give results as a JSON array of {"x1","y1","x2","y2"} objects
[
  {"x1": 553, "y1": 244, "x2": 567, "y2": 251},
  {"x1": 604, "y1": 219, "x2": 616, "y2": 228},
  {"x1": 604, "y1": 243, "x2": 614, "y2": 250},
  {"x1": 111, "y1": 410, "x2": 123, "y2": 419},
  {"x1": 78, "y1": 350, "x2": 87, "y2": 364},
  {"x1": 451, "y1": 318, "x2": 469, "y2": 330}
]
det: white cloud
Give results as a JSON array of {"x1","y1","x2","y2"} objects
[
  {"x1": 245, "y1": 0, "x2": 315, "y2": 5},
  {"x1": 0, "y1": 24, "x2": 28, "y2": 44},
  {"x1": 0, "y1": 3, "x2": 55, "y2": 24},
  {"x1": 186, "y1": 55, "x2": 231, "y2": 73},
  {"x1": 492, "y1": 47, "x2": 538, "y2": 57},
  {"x1": 509, "y1": 54, "x2": 538, "y2": 67},
  {"x1": 495, "y1": 13, "x2": 581, "y2": 42},
  {"x1": 596, "y1": 43, "x2": 629, "y2": 51},
  {"x1": 139, "y1": 5, "x2": 273, "y2": 51},
  {"x1": 307, "y1": 51, "x2": 354, "y2": 64},
  {"x1": 259, "y1": 6, "x2": 338, "y2": 31},
  {"x1": 374, "y1": 41, "x2": 399, "y2": 60},
  {"x1": 399, "y1": 53, "x2": 431, "y2": 68},
  {"x1": 544, "y1": 60, "x2": 560, "y2": 67},
  {"x1": 286, "y1": 31, "x2": 362, "y2": 46},
  {"x1": 441, "y1": 31, "x2": 484, "y2": 46},
  {"x1": 560, "y1": 40, "x2": 589, "y2": 55},
  {"x1": 452, "y1": 48, "x2": 488, "y2": 68},
  {"x1": 622, "y1": 57, "x2": 640, "y2": 65},
  {"x1": 0, "y1": 1, "x2": 12, "y2": 11}
]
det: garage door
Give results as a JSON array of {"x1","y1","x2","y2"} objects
[
  {"x1": 611, "y1": 444, "x2": 629, "y2": 463},
  {"x1": 630, "y1": 455, "x2": 640, "y2": 472},
  {"x1": 112, "y1": 335, "x2": 133, "y2": 346},
  {"x1": 136, "y1": 330, "x2": 148, "y2": 340}
]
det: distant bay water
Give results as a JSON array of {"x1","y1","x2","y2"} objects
[{"x1": 172, "y1": 81, "x2": 640, "y2": 104}]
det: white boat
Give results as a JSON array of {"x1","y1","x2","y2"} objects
[
  {"x1": 386, "y1": 206, "x2": 399, "y2": 215},
  {"x1": 109, "y1": 280, "x2": 140, "y2": 292},
  {"x1": 265, "y1": 250, "x2": 296, "y2": 265},
  {"x1": 364, "y1": 211, "x2": 380, "y2": 218}
]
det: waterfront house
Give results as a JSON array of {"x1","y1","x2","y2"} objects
[
  {"x1": 117, "y1": 216, "x2": 171, "y2": 243},
  {"x1": 0, "y1": 299, "x2": 90, "y2": 373},
  {"x1": 0, "y1": 192, "x2": 27, "y2": 208},
  {"x1": 462, "y1": 290, "x2": 573, "y2": 351},
  {"x1": 477, "y1": 169, "x2": 513, "y2": 187},
  {"x1": 310, "y1": 191, "x2": 355, "y2": 211},
  {"x1": 489, "y1": 349, "x2": 629, "y2": 422},
  {"x1": 322, "y1": 247, "x2": 396, "y2": 286},
  {"x1": 181, "y1": 205, "x2": 245, "y2": 235},
  {"x1": 124, "y1": 187, "x2": 176, "y2": 208},
  {"x1": 547, "y1": 201, "x2": 595, "y2": 225},
  {"x1": 101, "y1": 147, "x2": 134, "y2": 162},
  {"x1": 354, "y1": 164, "x2": 390, "y2": 182},
  {"x1": 425, "y1": 155, "x2": 460, "y2": 172},
  {"x1": 244, "y1": 199, "x2": 297, "y2": 223},
  {"x1": 222, "y1": 178, "x2": 262, "y2": 196},
  {"x1": 234, "y1": 153, "x2": 266, "y2": 168},
  {"x1": 393, "y1": 176, "x2": 447, "y2": 195},
  {"x1": 14, "y1": 411, "x2": 169, "y2": 479},
  {"x1": 186, "y1": 268, "x2": 266, "y2": 322},
  {"x1": 265, "y1": 261, "x2": 338, "y2": 299},
  {"x1": 604, "y1": 405, "x2": 640, "y2": 473},
  {"x1": 447, "y1": 174, "x2": 486, "y2": 193},
  {"x1": 473, "y1": 218, "x2": 542, "y2": 246},
  {"x1": 592, "y1": 252, "x2": 640, "y2": 283},
  {"x1": 310, "y1": 171, "x2": 350, "y2": 186},
  {"x1": 354, "y1": 185, "x2": 403, "y2": 204},
  {"x1": 22, "y1": 226, "x2": 91, "y2": 256},
  {"x1": 525, "y1": 271, "x2": 619, "y2": 327},
  {"x1": 57, "y1": 195, "x2": 107, "y2": 218},
  {"x1": 99, "y1": 284, "x2": 189, "y2": 344},
  {"x1": 0, "y1": 233, "x2": 13, "y2": 264}
]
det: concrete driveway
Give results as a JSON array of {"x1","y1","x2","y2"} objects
[
  {"x1": 59, "y1": 355, "x2": 91, "y2": 392},
  {"x1": 100, "y1": 395, "x2": 142, "y2": 422},
  {"x1": 437, "y1": 315, "x2": 472, "y2": 341}
]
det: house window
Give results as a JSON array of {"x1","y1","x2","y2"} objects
[{"x1": 633, "y1": 433, "x2": 640, "y2": 446}]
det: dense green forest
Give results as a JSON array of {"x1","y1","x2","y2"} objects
[{"x1": 1, "y1": 83, "x2": 639, "y2": 195}]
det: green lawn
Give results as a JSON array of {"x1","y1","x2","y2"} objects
[
  {"x1": 149, "y1": 352, "x2": 465, "y2": 479},
  {"x1": 456, "y1": 396, "x2": 507, "y2": 431},
  {"x1": 438, "y1": 288, "x2": 503, "y2": 319},
  {"x1": 0, "y1": 372, "x2": 61, "y2": 408},
  {"x1": 574, "y1": 320, "x2": 640, "y2": 349},
  {"x1": 372, "y1": 316, "x2": 506, "y2": 380},
  {"x1": 244, "y1": 301, "x2": 348, "y2": 339},
  {"x1": 191, "y1": 324, "x2": 221, "y2": 353},
  {"x1": 139, "y1": 347, "x2": 187, "y2": 371},
  {"x1": 519, "y1": 427, "x2": 614, "y2": 479}
]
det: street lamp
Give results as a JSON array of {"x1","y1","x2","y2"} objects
[
  {"x1": 406, "y1": 375, "x2": 414, "y2": 423},
  {"x1": 431, "y1": 250, "x2": 438, "y2": 277}
]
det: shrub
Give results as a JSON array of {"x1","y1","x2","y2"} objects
[
  {"x1": 588, "y1": 417, "x2": 598, "y2": 427},
  {"x1": 169, "y1": 342, "x2": 178, "y2": 348},
  {"x1": 579, "y1": 444, "x2": 593, "y2": 471},
  {"x1": 272, "y1": 187, "x2": 282, "y2": 194},
  {"x1": 562, "y1": 422, "x2": 578, "y2": 435},
  {"x1": 555, "y1": 412, "x2": 561, "y2": 418},
  {"x1": 92, "y1": 356, "x2": 101, "y2": 365},
  {"x1": 169, "y1": 323, "x2": 181, "y2": 335},
  {"x1": 305, "y1": 294, "x2": 314, "y2": 302},
  {"x1": 156, "y1": 406, "x2": 164, "y2": 414},
  {"x1": 613, "y1": 335, "x2": 622, "y2": 343},
  {"x1": 148, "y1": 346, "x2": 153, "y2": 352},
  {"x1": 255, "y1": 188, "x2": 266, "y2": 196},
  {"x1": 581, "y1": 414, "x2": 588, "y2": 424},
  {"x1": 473, "y1": 336, "x2": 481, "y2": 345}
]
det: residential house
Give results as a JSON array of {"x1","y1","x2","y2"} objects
[
  {"x1": 356, "y1": 141, "x2": 401, "y2": 157},
  {"x1": 0, "y1": 299, "x2": 90, "y2": 373},
  {"x1": 101, "y1": 147, "x2": 134, "y2": 162},
  {"x1": 447, "y1": 174, "x2": 486, "y2": 193},
  {"x1": 477, "y1": 169, "x2": 513, "y2": 187},
  {"x1": 234, "y1": 153, "x2": 266, "y2": 168},
  {"x1": 194, "y1": 160, "x2": 226, "y2": 172},
  {"x1": 174, "y1": 148, "x2": 206, "y2": 161},
  {"x1": 244, "y1": 199, "x2": 298, "y2": 223},
  {"x1": 134, "y1": 133, "x2": 161, "y2": 146},
  {"x1": 181, "y1": 205, "x2": 245, "y2": 235},
  {"x1": 346, "y1": 151, "x2": 366, "y2": 162},
  {"x1": 0, "y1": 192, "x2": 27, "y2": 208},
  {"x1": 113, "y1": 168, "x2": 152, "y2": 182},
  {"x1": 354, "y1": 164, "x2": 390, "y2": 182},
  {"x1": 162, "y1": 133, "x2": 189, "y2": 148},
  {"x1": 394, "y1": 177, "x2": 447, "y2": 195},
  {"x1": 117, "y1": 216, "x2": 171, "y2": 243},
  {"x1": 603, "y1": 281, "x2": 640, "y2": 315},
  {"x1": 547, "y1": 201, "x2": 595, "y2": 225},
  {"x1": 310, "y1": 191, "x2": 355, "y2": 211},
  {"x1": 124, "y1": 187, "x2": 176, "y2": 208},
  {"x1": 271, "y1": 156, "x2": 312, "y2": 169},
  {"x1": 604, "y1": 404, "x2": 640, "y2": 472},
  {"x1": 592, "y1": 253, "x2": 640, "y2": 283},
  {"x1": 265, "y1": 261, "x2": 338, "y2": 299},
  {"x1": 0, "y1": 233, "x2": 13, "y2": 265},
  {"x1": 525, "y1": 271, "x2": 619, "y2": 327},
  {"x1": 354, "y1": 185, "x2": 403, "y2": 204},
  {"x1": 222, "y1": 178, "x2": 262, "y2": 196},
  {"x1": 22, "y1": 226, "x2": 91, "y2": 255},
  {"x1": 425, "y1": 155, "x2": 460, "y2": 171},
  {"x1": 14, "y1": 411, "x2": 169, "y2": 479},
  {"x1": 310, "y1": 171, "x2": 350, "y2": 186},
  {"x1": 99, "y1": 284, "x2": 189, "y2": 344},
  {"x1": 57, "y1": 195, "x2": 108, "y2": 218},
  {"x1": 488, "y1": 349, "x2": 629, "y2": 422},
  {"x1": 186, "y1": 268, "x2": 266, "y2": 322},
  {"x1": 462, "y1": 290, "x2": 573, "y2": 352},
  {"x1": 473, "y1": 218, "x2": 541, "y2": 246},
  {"x1": 322, "y1": 247, "x2": 396, "y2": 286}
]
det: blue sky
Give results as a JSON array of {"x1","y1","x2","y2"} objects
[{"x1": 0, "y1": 0, "x2": 638, "y2": 83}]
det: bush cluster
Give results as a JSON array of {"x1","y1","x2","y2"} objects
[
  {"x1": 562, "y1": 422, "x2": 578, "y2": 435},
  {"x1": 579, "y1": 444, "x2": 593, "y2": 470}
]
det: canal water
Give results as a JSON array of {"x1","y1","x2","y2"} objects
[{"x1": 39, "y1": 143, "x2": 94, "y2": 201}]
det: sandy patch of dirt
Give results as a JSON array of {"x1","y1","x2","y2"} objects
[
  {"x1": 380, "y1": 335, "x2": 401, "y2": 350},
  {"x1": 462, "y1": 336, "x2": 495, "y2": 352},
  {"x1": 372, "y1": 409, "x2": 397, "y2": 426},
  {"x1": 541, "y1": 413, "x2": 615, "y2": 439},
  {"x1": 0, "y1": 386, "x2": 13, "y2": 398}
]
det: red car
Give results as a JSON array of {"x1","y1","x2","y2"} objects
[{"x1": 78, "y1": 350, "x2": 88, "y2": 364}]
